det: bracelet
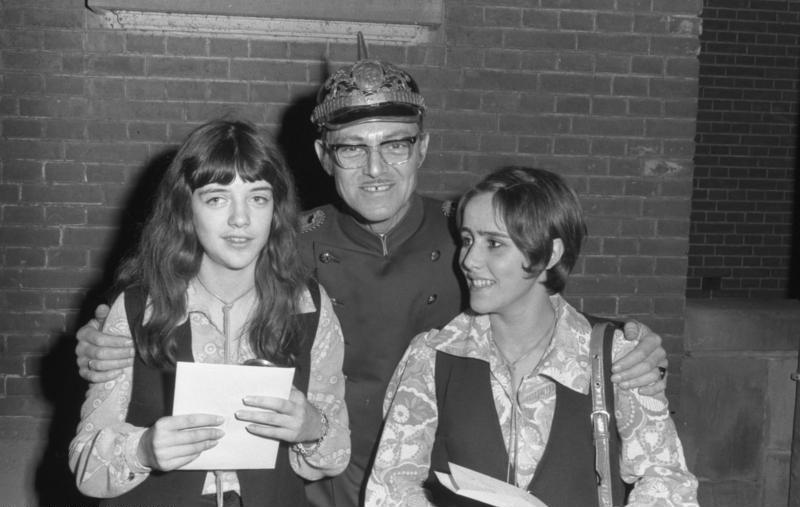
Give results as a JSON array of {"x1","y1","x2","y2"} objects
[{"x1": 293, "y1": 404, "x2": 329, "y2": 457}]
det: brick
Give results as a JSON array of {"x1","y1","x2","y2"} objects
[
  {"x1": 89, "y1": 77, "x2": 125, "y2": 99},
  {"x1": 148, "y1": 56, "x2": 228, "y2": 79},
  {"x1": 3, "y1": 73, "x2": 44, "y2": 94},
  {"x1": 3, "y1": 247, "x2": 45, "y2": 267},
  {"x1": 21, "y1": 184, "x2": 103, "y2": 204},
  {"x1": 44, "y1": 162, "x2": 85, "y2": 183},
  {"x1": 250, "y1": 41, "x2": 289, "y2": 59},
  {"x1": 560, "y1": 11, "x2": 595, "y2": 31},
  {"x1": 3, "y1": 160, "x2": 43, "y2": 183},
  {"x1": 0, "y1": 395, "x2": 52, "y2": 418},
  {"x1": 43, "y1": 290, "x2": 87, "y2": 310},
  {"x1": 46, "y1": 244, "x2": 87, "y2": 266},
  {"x1": 500, "y1": 114, "x2": 568, "y2": 135},
  {"x1": 44, "y1": 75, "x2": 86, "y2": 95},
  {"x1": 505, "y1": 30, "x2": 575, "y2": 50},
  {"x1": 577, "y1": 33, "x2": 649, "y2": 53},
  {"x1": 522, "y1": 10, "x2": 559, "y2": 29},
  {"x1": 87, "y1": 55, "x2": 146, "y2": 75},
  {"x1": 203, "y1": 38, "x2": 246, "y2": 58},
  {"x1": 19, "y1": 97, "x2": 89, "y2": 118},
  {"x1": 5, "y1": 334, "x2": 56, "y2": 355},
  {"x1": 558, "y1": 53, "x2": 594, "y2": 72},
  {"x1": 3, "y1": 205, "x2": 44, "y2": 224},
  {"x1": 6, "y1": 377, "x2": 43, "y2": 396},
  {"x1": 1, "y1": 28, "x2": 43, "y2": 49},
  {"x1": 3, "y1": 118, "x2": 43, "y2": 138},
  {"x1": 86, "y1": 121, "x2": 127, "y2": 141},
  {"x1": 620, "y1": 256, "x2": 655, "y2": 275},
  {"x1": 128, "y1": 122, "x2": 168, "y2": 141},
  {"x1": 22, "y1": 7, "x2": 84, "y2": 29},
  {"x1": 484, "y1": 50, "x2": 522, "y2": 70},
  {"x1": 0, "y1": 227, "x2": 59, "y2": 247},
  {"x1": 45, "y1": 118, "x2": 87, "y2": 140},
  {"x1": 208, "y1": 82, "x2": 248, "y2": 102},
  {"x1": 45, "y1": 206, "x2": 86, "y2": 225},
  {"x1": 541, "y1": 74, "x2": 611, "y2": 94},
  {"x1": 2, "y1": 50, "x2": 61, "y2": 72},
  {"x1": 62, "y1": 226, "x2": 116, "y2": 249},
  {"x1": 230, "y1": 60, "x2": 306, "y2": 82},
  {"x1": 165, "y1": 80, "x2": 208, "y2": 100},
  {"x1": 86, "y1": 32, "x2": 124, "y2": 53},
  {"x1": 65, "y1": 143, "x2": 146, "y2": 164},
  {"x1": 126, "y1": 34, "x2": 166, "y2": 54},
  {"x1": 0, "y1": 268, "x2": 101, "y2": 289},
  {"x1": 166, "y1": 37, "x2": 208, "y2": 56}
]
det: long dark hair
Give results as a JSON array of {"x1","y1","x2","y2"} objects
[{"x1": 116, "y1": 119, "x2": 307, "y2": 368}]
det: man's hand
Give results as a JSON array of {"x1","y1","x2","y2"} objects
[
  {"x1": 138, "y1": 414, "x2": 225, "y2": 471},
  {"x1": 610, "y1": 321, "x2": 668, "y2": 396},
  {"x1": 75, "y1": 304, "x2": 135, "y2": 383}
]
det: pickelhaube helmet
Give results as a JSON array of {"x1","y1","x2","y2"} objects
[{"x1": 311, "y1": 33, "x2": 426, "y2": 130}]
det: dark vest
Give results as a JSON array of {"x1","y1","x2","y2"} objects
[
  {"x1": 427, "y1": 315, "x2": 626, "y2": 507},
  {"x1": 101, "y1": 282, "x2": 321, "y2": 507}
]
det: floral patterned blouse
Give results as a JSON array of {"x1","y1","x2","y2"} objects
[
  {"x1": 366, "y1": 294, "x2": 698, "y2": 506},
  {"x1": 69, "y1": 281, "x2": 350, "y2": 498}
]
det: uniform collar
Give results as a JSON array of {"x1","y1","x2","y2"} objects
[{"x1": 337, "y1": 193, "x2": 425, "y2": 255}]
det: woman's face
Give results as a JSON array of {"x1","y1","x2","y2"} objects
[
  {"x1": 191, "y1": 175, "x2": 274, "y2": 276},
  {"x1": 459, "y1": 192, "x2": 544, "y2": 318}
]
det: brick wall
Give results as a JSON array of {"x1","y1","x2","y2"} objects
[
  {"x1": 688, "y1": 0, "x2": 799, "y2": 299},
  {"x1": 0, "y1": 0, "x2": 701, "y2": 503}
]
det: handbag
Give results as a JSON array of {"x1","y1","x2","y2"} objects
[{"x1": 590, "y1": 322, "x2": 615, "y2": 507}]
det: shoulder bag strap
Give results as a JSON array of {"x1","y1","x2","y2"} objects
[{"x1": 590, "y1": 322, "x2": 614, "y2": 507}]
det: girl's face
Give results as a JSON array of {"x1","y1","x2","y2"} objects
[
  {"x1": 191, "y1": 175, "x2": 274, "y2": 275},
  {"x1": 459, "y1": 192, "x2": 544, "y2": 318}
]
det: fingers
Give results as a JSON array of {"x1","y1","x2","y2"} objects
[
  {"x1": 141, "y1": 414, "x2": 225, "y2": 471},
  {"x1": 637, "y1": 378, "x2": 667, "y2": 396},
  {"x1": 94, "y1": 304, "x2": 111, "y2": 322}
]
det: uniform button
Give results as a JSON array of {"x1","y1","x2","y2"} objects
[
  {"x1": 430, "y1": 250, "x2": 441, "y2": 261},
  {"x1": 426, "y1": 294, "x2": 438, "y2": 305},
  {"x1": 319, "y1": 251, "x2": 338, "y2": 263}
]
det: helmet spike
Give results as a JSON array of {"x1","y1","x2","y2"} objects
[{"x1": 357, "y1": 31, "x2": 368, "y2": 60}]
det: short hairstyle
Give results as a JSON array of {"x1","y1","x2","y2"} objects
[
  {"x1": 457, "y1": 166, "x2": 586, "y2": 294},
  {"x1": 117, "y1": 119, "x2": 307, "y2": 367}
]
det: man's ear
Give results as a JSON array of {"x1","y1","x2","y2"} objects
[
  {"x1": 546, "y1": 238, "x2": 564, "y2": 270},
  {"x1": 314, "y1": 139, "x2": 334, "y2": 177},
  {"x1": 416, "y1": 132, "x2": 430, "y2": 166}
]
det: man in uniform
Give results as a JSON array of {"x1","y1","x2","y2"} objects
[{"x1": 75, "y1": 37, "x2": 668, "y2": 507}]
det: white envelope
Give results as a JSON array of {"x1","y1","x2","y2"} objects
[
  {"x1": 435, "y1": 462, "x2": 548, "y2": 507},
  {"x1": 172, "y1": 361, "x2": 295, "y2": 470}
]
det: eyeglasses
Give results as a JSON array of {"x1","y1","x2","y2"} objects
[{"x1": 324, "y1": 136, "x2": 419, "y2": 170}]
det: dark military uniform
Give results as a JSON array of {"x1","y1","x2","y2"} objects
[{"x1": 299, "y1": 193, "x2": 465, "y2": 507}]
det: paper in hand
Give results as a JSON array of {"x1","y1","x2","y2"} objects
[
  {"x1": 435, "y1": 462, "x2": 548, "y2": 507},
  {"x1": 172, "y1": 361, "x2": 295, "y2": 470}
]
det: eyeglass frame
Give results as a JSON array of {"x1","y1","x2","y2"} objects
[{"x1": 323, "y1": 135, "x2": 421, "y2": 170}]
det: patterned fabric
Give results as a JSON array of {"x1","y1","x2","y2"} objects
[
  {"x1": 366, "y1": 295, "x2": 698, "y2": 507},
  {"x1": 69, "y1": 282, "x2": 350, "y2": 498}
]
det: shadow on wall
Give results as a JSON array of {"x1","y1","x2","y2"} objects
[
  {"x1": 790, "y1": 122, "x2": 800, "y2": 299},
  {"x1": 32, "y1": 148, "x2": 175, "y2": 506},
  {"x1": 276, "y1": 89, "x2": 339, "y2": 211}
]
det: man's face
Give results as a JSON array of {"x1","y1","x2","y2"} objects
[{"x1": 315, "y1": 120, "x2": 429, "y2": 234}]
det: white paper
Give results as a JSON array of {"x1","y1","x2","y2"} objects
[
  {"x1": 172, "y1": 361, "x2": 295, "y2": 470},
  {"x1": 435, "y1": 462, "x2": 548, "y2": 507}
]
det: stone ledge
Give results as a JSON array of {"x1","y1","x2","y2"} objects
[{"x1": 685, "y1": 298, "x2": 800, "y2": 352}]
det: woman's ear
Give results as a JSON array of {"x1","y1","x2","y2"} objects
[{"x1": 546, "y1": 238, "x2": 564, "y2": 270}]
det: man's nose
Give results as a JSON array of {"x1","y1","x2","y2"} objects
[{"x1": 362, "y1": 146, "x2": 385, "y2": 178}]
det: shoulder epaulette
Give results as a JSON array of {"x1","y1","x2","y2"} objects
[
  {"x1": 441, "y1": 200, "x2": 456, "y2": 217},
  {"x1": 300, "y1": 209, "x2": 326, "y2": 233}
]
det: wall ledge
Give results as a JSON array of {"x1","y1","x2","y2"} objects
[
  {"x1": 685, "y1": 298, "x2": 800, "y2": 352},
  {"x1": 88, "y1": 3, "x2": 440, "y2": 44}
]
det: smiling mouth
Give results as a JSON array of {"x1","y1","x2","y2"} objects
[
  {"x1": 467, "y1": 278, "x2": 495, "y2": 289},
  {"x1": 361, "y1": 182, "x2": 393, "y2": 192}
]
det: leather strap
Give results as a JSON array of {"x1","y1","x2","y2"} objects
[{"x1": 590, "y1": 322, "x2": 614, "y2": 507}]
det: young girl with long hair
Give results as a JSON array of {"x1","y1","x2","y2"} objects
[{"x1": 69, "y1": 119, "x2": 349, "y2": 507}]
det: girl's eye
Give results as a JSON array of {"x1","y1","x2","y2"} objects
[
  {"x1": 460, "y1": 236, "x2": 473, "y2": 247},
  {"x1": 488, "y1": 239, "x2": 503, "y2": 248},
  {"x1": 205, "y1": 196, "x2": 225, "y2": 205}
]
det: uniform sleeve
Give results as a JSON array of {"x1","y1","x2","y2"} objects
[
  {"x1": 611, "y1": 331, "x2": 699, "y2": 506},
  {"x1": 364, "y1": 331, "x2": 438, "y2": 507},
  {"x1": 289, "y1": 285, "x2": 351, "y2": 480},
  {"x1": 68, "y1": 293, "x2": 152, "y2": 497}
]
